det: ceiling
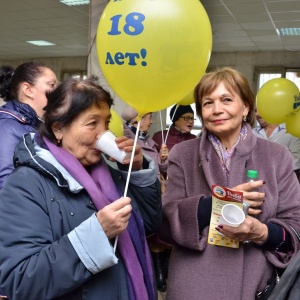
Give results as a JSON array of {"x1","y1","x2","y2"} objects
[
  {"x1": 0, "y1": 0, "x2": 300, "y2": 61},
  {"x1": 0, "y1": 0, "x2": 90, "y2": 60},
  {"x1": 203, "y1": 0, "x2": 300, "y2": 52}
]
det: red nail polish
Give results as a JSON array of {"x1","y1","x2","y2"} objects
[
  {"x1": 215, "y1": 227, "x2": 220, "y2": 231},
  {"x1": 263, "y1": 181, "x2": 266, "y2": 184},
  {"x1": 218, "y1": 224, "x2": 223, "y2": 229}
]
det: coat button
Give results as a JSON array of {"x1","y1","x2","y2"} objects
[
  {"x1": 70, "y1": 212, "x2": 74, "y2": 216},
  {"x1": 51, "y1": 198, "x2": 55, "y2": 202}
]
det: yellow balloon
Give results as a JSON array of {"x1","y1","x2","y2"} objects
[
  {"x1": 109, "y1": 108, "x2": 124, "y2": 137},
  {"x1": 256, "y1": 78, "x2": 299, "y2": 124},
  {"x1": 97, "y1": 0, "x2": 212, "y2": 115},
  {"x1": 177, "y1": 89, "x2": 195, "y2": 106},
  {"x1": 286, "y1": 109, "x2": 300, "y2": 138}
]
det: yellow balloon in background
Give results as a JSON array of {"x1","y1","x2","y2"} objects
[
  {"x1": 256, "y1": 78, "x2": 299, "y2": 124},
  {"x1": 109, "y1": 108, "x2": 124, "y2": 137},
  {"x1": 97, "y1": 0, "x2": 212, "y2": 115},
  {"x1": 286, "y1": 109, "x2": 300, "y2": 138},
  {"x1": 177, "y1": 89, "x2": 195, "y2": 106}
]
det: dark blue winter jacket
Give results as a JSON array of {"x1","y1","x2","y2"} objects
[
  {"x1": 0, "y1": 132, "x2": 161, "y2": 300},
  {"x1": 0, "y1": 100, "x2": 41, "y2": 188}
]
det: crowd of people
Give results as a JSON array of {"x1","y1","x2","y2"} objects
[{"x1": 0, "y1": 63, "x2": 300, "y2": 300}]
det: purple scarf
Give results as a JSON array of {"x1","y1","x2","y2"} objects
[
  {"x1": 208, "y1": 124, "x2": 248, "y2": 179},
  {"x1": 43, "y1": 137, "x2": 154, "y2": 300}
]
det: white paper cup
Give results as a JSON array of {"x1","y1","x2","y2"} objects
[
  {"x1": 218, "y1": 204, "x2": 245, "y2": 227},
  {"x1": 96, "y1": 130, "x2": 132, "y2": 163}
]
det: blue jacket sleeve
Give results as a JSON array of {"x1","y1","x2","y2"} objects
[
  {"x1": 68, "y1": 214, "x2": 118, "y2": 274},
  {"x1": 107, "y1": 155, "x2": 162, "y2": 236}
]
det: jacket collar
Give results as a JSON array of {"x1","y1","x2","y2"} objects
[
  {"x1": 169, "y1": 124, "x2": 194, "y2": 137},
  {"x1": 198, "y1": 123, "x2": 257, "y2": 187},
  {"x1": 15, "y1": 132, "x2": 83, "y2": 192},
  {"x1": 1, "y1": 99, "x2": 41, "y2": 127}
]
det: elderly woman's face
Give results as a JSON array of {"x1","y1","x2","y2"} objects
[
  {"x1": 139, "y1": 113, "x2": 153, "y2": 133},
  {"x1": 56, "y1": 102, "x2": 110, "y2": 167},
  {"x1": 174, "y1": 113, "x2": 195, "y2": 133},
  {"x1": 201, "y1": 82, "x2": 248, "y2": 140}
]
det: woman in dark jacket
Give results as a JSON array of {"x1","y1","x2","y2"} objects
[
  {"x1": 0, "y1": 77, "x2": 161, "y2": 300},
  {"x1": 0, "y1": 62, "x2": 57, "y2": 188},
  {"x1": 152, "y1": 104, "x2": 196, "y2": 156}
]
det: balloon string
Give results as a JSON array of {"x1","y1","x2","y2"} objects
[
  {"x1": 113, "y1": 119, "x2": 141, "y2": 253},
  {"x1": 159, "y1": 111, "x2": 164, "y2": 143},
  {"x1": 164, "y1": 105, "x2": 178, "y2": 145}
]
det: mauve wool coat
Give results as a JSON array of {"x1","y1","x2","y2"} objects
[{"x1": 162, "y1": 124, "x2": 300, "y2": 300}]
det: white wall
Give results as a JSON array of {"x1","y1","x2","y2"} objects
[{"x1": 0, "y1": 57, "x2": 87, "y2": 81}]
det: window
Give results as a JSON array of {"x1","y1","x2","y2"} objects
[
  {"x1": 255, "y1": 67, "x2": 300, "y2": 90},
  {"x1": 286, "y1": 70, "x2": 300, "y2": 90},
  {"x1": 61, "y1": 70, "x2": 87, "y2": 80},
  {"x1": 255, "y1": 67, "x2": 284, "y2": 90}
]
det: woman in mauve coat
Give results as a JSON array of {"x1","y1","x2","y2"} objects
[{"x1": 162, "y1": 67, "x2": 300, "y2": 300}]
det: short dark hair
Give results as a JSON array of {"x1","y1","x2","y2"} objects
[
  {"x1": 0, "y1": 62, "x2": 48, "y2": 101},
  {"x1": 39, "y1": 76, "x2": 113, "y2": 145}
]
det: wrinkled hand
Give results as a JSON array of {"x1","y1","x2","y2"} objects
[
  {"x1": 159, "y1": 144, "x2": 169, "y2": 162},
  {"x1": 97, "y1": 197, "x2": 132, "y2": 239},
  {"x1": 216, "y1": 215, "x2": 268, "y2": 244},
  {"x1": 231, "y1": 181, "x2": 265, "y2": 216},
  {"x1": 115, "y1": 136, "x2": 143, "y2": 170}
]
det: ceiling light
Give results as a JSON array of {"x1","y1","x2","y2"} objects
[
  {"x1": 26, "y1": 40, "x2": 56, "y2": 46},
  {"x1": 277, "y1": 28, "x2": 300, "y2": 36},
  {"x1": 60, "y1": 0, "x2": 89, "y2": 5}
]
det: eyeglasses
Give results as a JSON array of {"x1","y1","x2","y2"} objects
[{"x1": 179, "y1": 116, "x2": 196, "y2": 122}]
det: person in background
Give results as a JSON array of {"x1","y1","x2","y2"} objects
[
  {"x1": 0, "y1": 77, "x2": 161, "y2": 300},
  {"x1": 151, "y1": 104, "x2": 197, "y2": 292},
  {"x1": 161, "y1": 67, "x2": 300, "y2": 300},
  {"x1": 0, "y1": 62, "x2": 57, "y2": 300},
  {"x1": 253, "y1": 109, "x2": 300, "y2": 183},
  {"x1": 152, "y1": 104, "x2": 196, "y2": 167},
  {"x1": 121, "y1": 105, "x2": 169, "y2": 293},
  {"x1": 0, "y1": 62, "x2": 58, "y2": 188},
  {"x1": 121, "y1": 106, "x2": 166, "y2": 179}
]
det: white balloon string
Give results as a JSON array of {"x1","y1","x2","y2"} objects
[
  {"x1": 113, "y1": 234, "x2": 118, "y2": 253},
  {"x1": 159, "y1": 111, "x2": 164, "y2": 143},
  {"x1": 164, "y1": 105, "x2": 178, "y2": 145},
  {"x1": 113, "y1": 118, "x2": 141, "y2": 253}
]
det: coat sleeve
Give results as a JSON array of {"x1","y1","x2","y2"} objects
[
  {"x1": 109, "y1": 156, "x2": 162, "y2": 236},
  {"x1": 0, "y1": 120, "x2": 27, "y2": 188},
  {"x1": 0, "y1": 167, "x2": 114, "y2": 300},
  {"x1": 161, "y1": 143, "x2": 207, "y2": 250},
  {"x1": 127, "y1": 176, "x2": 162, "y2": 236},
  {"x1": 263, "y1": 145, "x2": 300, "y2": 268}
]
